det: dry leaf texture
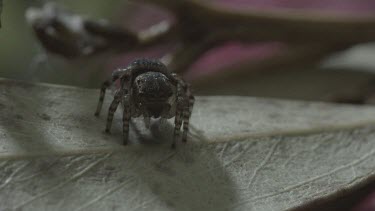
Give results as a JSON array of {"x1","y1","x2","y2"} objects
[{"x1": 0, "y1": 79, "x2": 375, "y2": 210}]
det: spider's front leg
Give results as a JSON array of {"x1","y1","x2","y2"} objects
[
  {"x1": 171, "y1": 83, "x2": 185, "y2": 148},
  {"x1": 122, "y1": 95, "x2": 131, "y2": 145},
  {"x1": 172, "y1": 108, "x2": 183, "y2": 149},
  {"x1": 182, "y1": 93, "x2": 195, "y2": 142},
  {"x1": 105, "y1": 90, "x2": 123, "y2": 133},
  {"x1": 172, "y1": 74, "x2": 195, "y2": 144},
  {"x1": 95, "y1": 69, "x2": 124, "y2": 116},
  {"x1": 122, "y1": 106, "x2": 131, "y2": 145}
]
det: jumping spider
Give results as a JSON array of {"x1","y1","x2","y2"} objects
[{"x1": 95, "y1": 59, "x2": 195, "y2": 148}]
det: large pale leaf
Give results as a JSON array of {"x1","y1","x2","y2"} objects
[{"x1": 1, "y1": 79, "x2": 375, "y2": 210}]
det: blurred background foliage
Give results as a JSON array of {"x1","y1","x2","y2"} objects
[
  {"x1": 0, "y1": 0, "x2": 124, "y2": 86},
  {"x1": 2, "y1": 0, "x2": 375, "y2": 105}
]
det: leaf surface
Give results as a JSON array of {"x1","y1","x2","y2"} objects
[{"x1": 1, "y1": 79, "x2": 375, "y2": 210}]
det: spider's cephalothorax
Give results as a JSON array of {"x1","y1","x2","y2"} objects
[
  {"x1": 133, "y1": 72, "x2": 175, "y2": 118},
  {"x1": 95, "y1": 59, "x2": 195, "y2": 148}
]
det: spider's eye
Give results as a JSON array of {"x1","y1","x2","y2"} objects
[{"x1": 135, "y1": 79, "x2": 142, "y2": 85}]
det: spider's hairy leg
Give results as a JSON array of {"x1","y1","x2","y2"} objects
[
  {"x1": 122, "y1": 105, "x2": 131, "y2": 145},
  {"x1": 95, "y1": 69, "x2": 124, "y2": 116},
  {"x1": 172, "y1": 110, "x2": 182, "y2": 149},
  {"x1": 105, "y1": 90, "x2": 122, "y2": 133},
  {"x1": 172, "y1": 83, "x2": 185, "y2": 149},
  {"x1": 172, "y1": 74, "x2": 195, "y2": 143},
  {"x1": 95, "y1": 80, "x2": 111, "y2": 116},
  {"x1": 182, "y1": 94, "x2": 195, "y2": 142}
]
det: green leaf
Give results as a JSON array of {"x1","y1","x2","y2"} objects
[{"x1": 1, "y1": 79, "x2": 375, "y2": 210}]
